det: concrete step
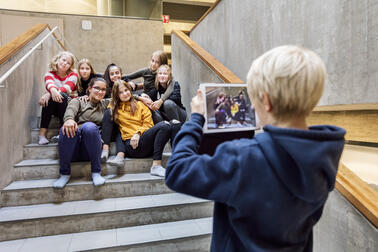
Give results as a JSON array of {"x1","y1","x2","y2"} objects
[
  {"x1": 1, "y1": 173, "x2": 172, "y2": 207},
  {"x1": 23, "y1": 142, "x2": 172, "y2": 160},
  {"x1": 30, "y1": 128, "x2": 60, "y2": 144},
  {"x1": 13, "y1": 153, "x2": 172, "y2": 180},
  {"x1": 0, "y1": 193, "x2": 213, "y2": 241},
  {"x1": 0, "y1": 217, "x2": 212, "y2": 251}
]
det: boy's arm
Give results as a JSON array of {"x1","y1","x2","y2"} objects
[{"x1": 165, "y1": 113, "x2": 241, "y2": 203}]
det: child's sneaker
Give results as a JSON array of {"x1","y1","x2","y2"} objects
[
  {"x1": 150, "y1": 165, "x2": 166, "y2": 177},
  {"x1": 38, "y1": 135, "x2": 49, "y2": 145},
  {"x1": 106, "y1": 155, "x2": 125, "y2": 167},
  {"x1": 50, "y1": 135, "x2": 59, "y2": 143}
]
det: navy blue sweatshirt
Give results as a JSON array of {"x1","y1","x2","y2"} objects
[{"x1": 165, "y1": 113, "x2": 346, "y2": 252}]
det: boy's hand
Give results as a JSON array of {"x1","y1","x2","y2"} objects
[{"x1": 191, "y1": 89, "x2": 204, "y2": 115}]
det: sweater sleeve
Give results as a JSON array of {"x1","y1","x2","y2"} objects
[
  {"x1": 124, "y1": 68, "x2": 147, "y2": 80},
  {"x1": 137, "y1": 102, "x2": 154, "y2": 136},
  {"x1": 165, "y1": 82, "x2": 182, "y2": 105},
  {"x1": 165, "y1": 113, "x2": 241, "y2": 203},
  {"x1": 59, "y1": 72, "x2": 78, "y2": 95},
  {"x1": 63, "y1": 98, "x2": 80, "y2": 122},
  {"x1": 160, "y1": 79, "x2": 175, "y2": 101},
  {"x1": 44, "y1": 72, "x2": 58, "y2": 92}
]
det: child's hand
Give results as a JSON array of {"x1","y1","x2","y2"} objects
[
  {"x1": 62, "y1": 119, "x2": 78, "y2": 138},
  {"x1": 150, "y1": 99, "x2": 163, "y2": 110},
  {"x1": 78, "y1": 95, "x2": 89, "y2": 103},
  {"x1": 191, "y1": 89, "x2": 204, "y2": 115},
  {"x1": 130, "y1": 133, "x2": 140, "y2": 149},
  {"x1": 51, "y1": 88, "x2": 63, "y2": 103},
  {"x1": 128, "y1": 81, "x2": 136, "y2": 91},
  {"x1": 39, "y1": 92, "x2": 51, "y2": 107}
]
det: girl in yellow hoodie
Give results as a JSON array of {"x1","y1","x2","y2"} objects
[{"x1": 104, "y1": 80, "x2": 170, "y2": 177}]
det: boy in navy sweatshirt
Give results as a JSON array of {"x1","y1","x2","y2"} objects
[{"x1": 165, "y1": 45, "x2": 346, "y2": 251}]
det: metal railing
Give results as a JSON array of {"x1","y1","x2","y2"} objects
[{"x1": 0, "y1": 26, "x2": 71, "y2": 86}]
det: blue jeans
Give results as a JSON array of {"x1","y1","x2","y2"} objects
[{"x1": 58, "y1": 122, "x2": 102, "y2": 175}]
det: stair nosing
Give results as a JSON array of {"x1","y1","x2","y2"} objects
[{"x1": 0, "y1": 193, "x2": 211, "y2": 223}]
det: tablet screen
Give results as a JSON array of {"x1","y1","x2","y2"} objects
[{"x1": 200, "y1": 83, "x2": 258, "y2": 134}]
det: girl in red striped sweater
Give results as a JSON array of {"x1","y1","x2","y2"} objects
[{"x1": 38, "y1": 51, "x2": 78, "y2": 145}]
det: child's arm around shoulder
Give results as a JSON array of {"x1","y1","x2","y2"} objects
[{"x1": 165, "y1": 113, "x2": 243, "y2": 203}]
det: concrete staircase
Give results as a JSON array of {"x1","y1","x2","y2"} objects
[{"x1": 0, "y1": 118, "x2": 213, "y2": 251}]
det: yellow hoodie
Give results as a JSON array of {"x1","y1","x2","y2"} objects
[{"x1": 117, "y1": 101, "x2": 154, "y2": 140}]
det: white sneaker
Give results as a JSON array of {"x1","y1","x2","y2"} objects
[
  {"x1": 106, "y1": 155, "x2": 125, "y2": 167},
  {"x1": 50, "y1": 135, "x2": 59, "y2": 143},
  {"x1": 38, "y1": 135, "x2": 49, "y2": 145},
  {"x1": 150, "y1": 165, "x2": 166, "y2": 177}
]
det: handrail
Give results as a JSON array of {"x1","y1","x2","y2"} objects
[
  {"x1": 0, "y1": 24, "x2": 64, "y2": 85},
  {"x1": 336, "y1": 162, "x2": 378, "y2": 227},
  {"x1": 172, "y1": 29, "x2": 243, "y2": 83},
  {"x1": 0, "y1": 24, "x2": 48, "y2": 65},
  {"x1": 190, "y1": 0, "x2": 221, "y2": 33},
  {"x1": 313, "y1": 103, "x2": 378, "y2": 112}
]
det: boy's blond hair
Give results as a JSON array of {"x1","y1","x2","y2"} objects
[
  {"x1": 49, "y1": 51, "x2": 75, "y2": 74},
  {"x1": 246, "y1": 45, "x2": 326, "y2": 121}
]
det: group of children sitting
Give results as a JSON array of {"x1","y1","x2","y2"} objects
[
  {"x1": 37, "y1": 44, "x2": 347, "y2": 251},
  {"x1": 37, "y1": 50, "x2": 186, "y2": 188}
]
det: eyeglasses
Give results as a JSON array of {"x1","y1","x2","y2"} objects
[{"x1": 92, "y1": 86, "x2": 107, "y2": 92}]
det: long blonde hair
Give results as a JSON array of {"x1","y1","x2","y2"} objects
[
  {"x1": 155, "y1": 64, "x2": 172, "y2": 90},
  {"x1": 77, "y1": 58, "x2": 96, "y2": 93},
  {"x1": 49, "y1": 51, "x2": 75, "y2": 74},
  {"x1": 109, "y1": 80, "x2": 137, "y2": 123}
]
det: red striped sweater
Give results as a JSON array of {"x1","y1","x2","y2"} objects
[{"x1": 45, "y1": 71, "x2": 78, "y2": 96}]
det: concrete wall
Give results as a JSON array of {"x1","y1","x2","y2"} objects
[
  {"x1": 314, "y1": 190, "x2": 377, "y2": 252},
  {"x1": 171, "y1": 32, "x2": 223, "y2": 115},
  {"x1": 190, "y1": 0, "x2": 378, "y2": 106},
  {"x1": 0, "y1": 29, "x2": 61, "y2": 193},
  {"x1": 0, "y1": 9, "x2": 164, "y2": 74}
]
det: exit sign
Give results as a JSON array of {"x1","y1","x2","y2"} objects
[{"x1": 162, "y1": 15, "x2": 169, "y2": 23}]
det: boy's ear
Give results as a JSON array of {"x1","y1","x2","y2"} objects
[{"x1": 262, "y1": 93, "x2": 272, "y2": 112}]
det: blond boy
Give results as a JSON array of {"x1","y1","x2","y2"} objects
[{"x1": 165, "y1": 45, "x2": 345, "y2": 251}]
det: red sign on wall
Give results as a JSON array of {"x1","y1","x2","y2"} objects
[{"x1": 162, "y1": 15, "x2": 170, "y2": 23}]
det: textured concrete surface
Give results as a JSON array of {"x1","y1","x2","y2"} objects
[
  {"x1": 171, "y1": 33, "x2": 224, "y2": 115},
  {"x1": 0, "y1": 193, "x2": 212, "y2": 241},
  {"x1": 1, "y1": 173, "x2": 172, "y2": 207},
  {"x1": 0, "y1": 217, "x2": 212, "y2": 252},
  {"x1": 0, "y1": 29, "x2": 61, "y2": 191},
  {"x1": 190, "y1": 0, "x2": 378, "y2": 106},
  {"x1": 314, "y1": 190, "x2": 377, "y2": 252},
  {"x1": 0, "y1": 9, "x2": 164, "y2": 74}
]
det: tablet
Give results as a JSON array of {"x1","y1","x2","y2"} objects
[{"x1": 199, "y1": 83, "x2": 258, "y2": 134}]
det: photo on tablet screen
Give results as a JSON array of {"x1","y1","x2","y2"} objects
[{"x1": 200, "y1": 83, "x2": 258, "y2": 133}]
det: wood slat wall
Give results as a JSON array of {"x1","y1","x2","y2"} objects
[
  {"x1": 308, "y1": 104, "x2": 378, "y2": 143},
  {"x1": 172, "y1": 29, "x2": 243, "y2": 83}
]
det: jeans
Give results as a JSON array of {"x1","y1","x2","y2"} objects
[{"x1": 58, "y1": 122, "x2": 102, "y2": 175}]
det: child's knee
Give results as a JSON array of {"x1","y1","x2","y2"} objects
[{"x1": 81, "y1": 122, "x2": 98, "y2": 134}]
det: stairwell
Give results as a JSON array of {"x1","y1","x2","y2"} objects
[{"x1": 0, "y1": 118, "x2": 213, "y2": 250}]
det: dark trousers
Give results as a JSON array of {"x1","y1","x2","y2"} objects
[
  {"x1": 116, "y1": 121, "x2": 170, "y2": 160},
  {"x1": 152, "y1": 100, "x2": 187, "y2": 123},
  {"x1": 40, "y1": 97, "x2": 68, "y2": 128},
  {"x1": 101, "y1": 109, "x2": 119, "y2": 145},
  {"x1": 58, "y1": 122, "x2": 102, "y2": 175}
]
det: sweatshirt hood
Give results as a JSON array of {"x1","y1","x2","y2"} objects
[{"x1": 256, "y1": 125, "x2": 346, "y2": 203}]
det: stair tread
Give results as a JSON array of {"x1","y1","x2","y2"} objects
[
  {"x1": 0, "y1": 217, "x2": 212, "y2": 252},
  {"x1": 0, "y1": 193, "x2": 210, "y2": 222},
  {"x1": 3, "y1": 173, "x2": 162, "y2": 191},
  {"x1": 15, "y1": 154, "x2": 172, "y2": 167},
  {"x1": 24, "y1": 143, "x2": 58, "y2": 148}
]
